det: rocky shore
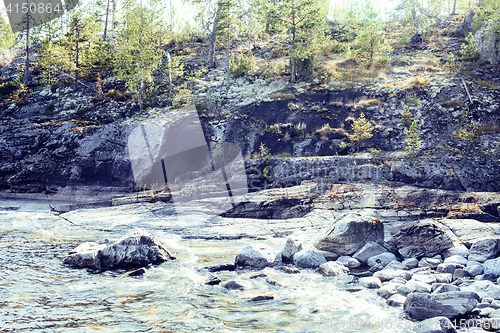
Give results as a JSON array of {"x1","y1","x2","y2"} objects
[{"x1": 61, "y1": 182, "x2": 500, "y2": 333}]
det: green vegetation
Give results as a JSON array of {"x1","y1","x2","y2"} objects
[
  {"x1": 404, "y1": 120, "x2": 422, "y2": 156},
  {"x1": 400, "y1": 106, "x2": 413, "y2": 127},
  {"x1": 229, "y1": 52, "x2": 255, "y2": 78},
  {"x1": 114, "y1": 0, "x2": 165, "y2": 111},
  {"x1": 0, "y1": 15, "x2": 16, "y2": 49},
  {"x1": 0, "y1": 80, "x2": 18, "y2": 96},
  {"x1": 264, "y1": 0, "x2": 329, "y2": 82},
  {"x1": 341, "y1": 112, "x2": 374, "y2": 152}
]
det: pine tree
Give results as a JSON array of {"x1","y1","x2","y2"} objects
[
  {"x1": 266, "y1": 0, "x2": 329, "y2": 82},
  {"x1": 0, "y1": 15, "x2": 16, "y2": 49},
  {"x1": 114, "y1": 0, "x2": 165, "y2": 111},
  {"x1": 352, "y1": 20, "x2": 391, "y2": 66},
  {"x1": 404, "y1": 120, "x2": 422, "y2": 156},
  {"x1": 204, "y1": 0, "x2": 238, "y2": 68},
  {"x1": 64, "y1": 11, "x2": 100, "y2": 89},
  {"x1": 348, "y1": 112, "x2": 374, "y2": 152}
]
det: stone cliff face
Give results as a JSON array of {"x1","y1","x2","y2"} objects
[
  {"x1": 1, "y1": 95, "x2": 500, "y2": 195},
  {"x1": 1, "y1": 43, "x2": 500, "y2": 195}
]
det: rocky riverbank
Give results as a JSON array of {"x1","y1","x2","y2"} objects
[{"x1": 59, "y1": 183, "x2": 500, "y2": 332}]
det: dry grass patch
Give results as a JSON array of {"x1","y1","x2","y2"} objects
[
  {"x1": 329, "y1": 100, "x2": 344, "y2": 107},
  {"x1": 473, "y1": 79, "x2": 500, "y2": 90},
  {"x1": 478, "y1": 120, "x2": 500, "y2": 134},
  {"x1": 321, "y1": 58, "x2": 389, "y2": 84},
  {"x1": 404, "y1": 75, "x2": 430, "y2": 90},
  {"x1": 440, "y1": 99, "x2": 463, "y2": 108},
  {"x1": 270, "y1": 92, "x2": 296, "y2": 101},
  {"x1": 315, "y1": 123, "x2": 347, "y2": 136}
]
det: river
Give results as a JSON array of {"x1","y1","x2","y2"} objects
[{"x1": 0, "y1": 197, "x2": 417, "y2": 332}]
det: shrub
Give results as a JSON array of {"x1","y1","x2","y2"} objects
[
  {"x1": 400, "y1": 106, "x2": 413, "y2": 127},
  {"x1": 460, "y1": 33, "x2": 479, "y2": 61},
  {"x1": 0, "y1": 80, "x2": 18, "y2": 96},
  {"x1": 258, "y1": 142, "x2": 271, "y2": 159},
  {"x1": 172, "y1": 88, "x2": 193, "y2": 107},
  {"x1": 345, "y1": 112, "x2": 374, "y2": 152},
  {"x1": 106, "y1": 89, "x2": 130, "y2": 102},
  {"x1": 404, "y1": 120, "x2": 422, "y2": 156},
  {"x1": 229, "y1": 52, "x2": 254, "y2": 78},
  {"x1": 404, "y1": 95, "x2": 420, "y2": 107}
]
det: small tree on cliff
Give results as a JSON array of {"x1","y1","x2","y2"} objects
[
  {"x1": 266, "y1": 0, "x2": 329, "y2": 82},
  {"x1": 341, "y1": 113, "x2": 374, "y2": 152},
  {"x1": 114, "y1": 0, "x2": 164, "y2": 111}
]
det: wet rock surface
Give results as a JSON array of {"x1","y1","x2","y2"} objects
[{"x1": 64, "y1": 228, "x2": 176, "y2": 270}]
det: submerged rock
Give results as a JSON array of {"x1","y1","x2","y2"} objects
[
  {"x1": 319, "y1": 261, "x2": 349, "y2": 277},
  {"x1": 206, "y1": 263, "x2": 237, "y2": 272},
  {"x1": 205, "y1": 274, "x2": 222, "y2": 285},
  {"x1": 63, "y1": 228, "x2": 175, "y2": 270},
  {"x1": 223, "y1": 280, "x2": 249, "y2": 290},
  {"x1": 293, "y1": 247, "x2": 327, "y2": 268},
  {"x1": 235, "y1": 244, "x2": 277, "y2": 268}
]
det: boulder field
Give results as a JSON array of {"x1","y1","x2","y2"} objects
[{"x1": 65, "y1": 197, "x2": 500, "y2": 331}]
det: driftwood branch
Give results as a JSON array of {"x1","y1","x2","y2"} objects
[
  {"x1": 457, "y1": 68, "x2": 473, "y2": 104},
  {"x1": 49, "y1": 66, "x2": 93, "y2": 89},
  {"x1": 462, "y1": 78, "x2": 473, "y2": 104}
]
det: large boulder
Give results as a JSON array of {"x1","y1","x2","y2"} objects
[
  {"x1": 352, "y1": 242, "x2": 387, "y2": 263},
  {"x1": 235, "y1": 244, "x2": 277, "y2": 268},
  {"x1": 475, "y1": 22, "x2": 500, "y2": 65},
  {"x1": 484, "y1": 257, "x2": 500, "y2": 279},
  {"x1": 63, "y1": 242, "x2": 106, "y2": 269},
  {"x1": 367, "y1": 252, "x2": 397, "y2": 268},
  {"x1": 281, "y1": 237, "x2": 302, "y2": 263},
  {"x1": 313, "y1": 212, "x2": 384, "y2": 256},
  {"x1": 64, "y1": 228, "x2": 176, "y2": 270},
  {"x1": 319, "y1": 261, "x2": 349, "y2": 277},
  {"x1": 387, "y1": 220, "x2": 453, "y2": 259},
  {"x1": 414, "y1": 316, "x2": 457, "y2": 333},
  {"x1": 460, "y1": 280, "x2": 500, "y2": 299},
  {"x1": 293, "y1": 247, "x2": 327, "y2": 268},
  {"x1": 437, "y1": 219, "x2": 500, "y2": 246},
  {"x1": 468, "y1": 238, "x2": 500, "y2": 263},
  {"x1": 461, "y1": 11, "x2": 475, "y2": 37},
  {"x1": 404, "y1": 291, "x2": 480, "y2": 320}
]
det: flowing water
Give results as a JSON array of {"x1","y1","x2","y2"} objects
[{"x1": 0, "y1": 199, "x2": 417, "y2": 333}]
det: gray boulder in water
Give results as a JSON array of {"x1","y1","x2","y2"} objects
[{"x1": 63, "y1": 228, "x2": 175, "y2": 270}]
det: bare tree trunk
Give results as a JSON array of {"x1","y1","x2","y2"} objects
[
  {"x1": 139, "y1": 1, "x2": 144, "y2": 112},
  {"x1": 104, "y1": 0, "x2": 110, "y2": 40},
  {"x1": 111, "y1": 0, "x2": 116, "y2": 45},
  {"x1": 170, "y1": 0, "x2": 174, "y2": 41},
  {"x1": 208, "y1": 7, "x2": 221, "y2": 68},
  {"x1": 226, "y1": 51, "x2": 230, "y2": 86},
  {"x1": 24, "y1": 9, "x2": 30, "y2": 86},
  {"x1": 290, "y1": 0, "x2": 296, "y2": 83},
  {"x1": 265, "y1": 0, "x2": 276, "y2": 33},
  {"x1": 451, "y1": 0, "x2": 457, "y2": 15},
  {"x1": 74, "y1": 23, "x2": 80, "y2": 90}
]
